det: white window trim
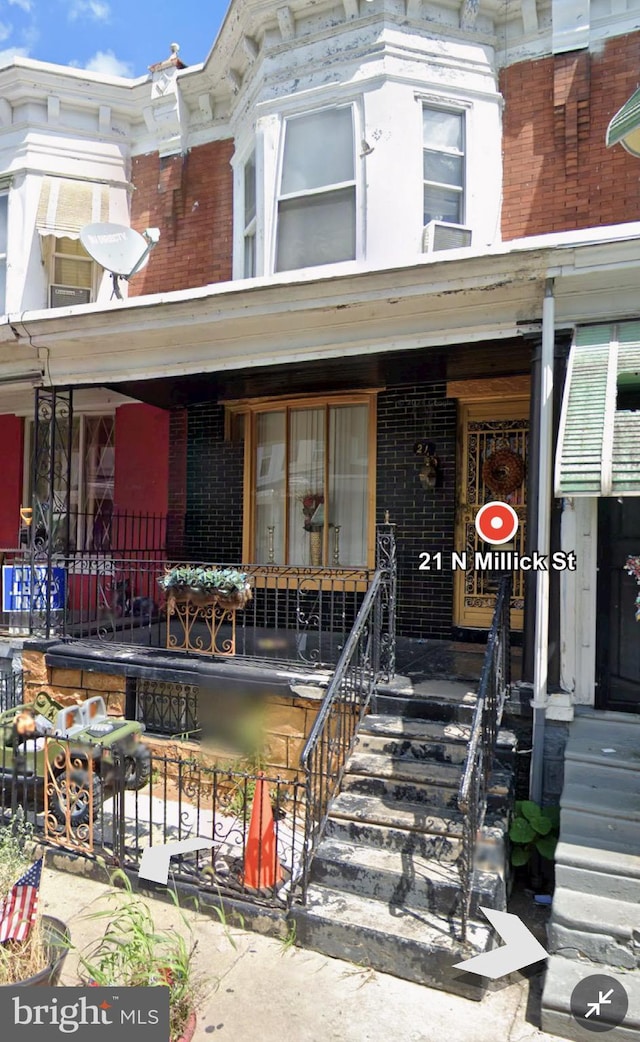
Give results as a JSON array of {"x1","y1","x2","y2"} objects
[
  {"x1": 270, "y1": 101, "x2": 363, "y2": 275},
  {"x1": 232, "y1": 132, "x2": 265, "y2": 280},
  {"x1": 0, "y1": 189, "x2": 8, "y2": 317},
  {"x1": 243, "y1": 151, "x2": 257, "y2": 279},
  {"x1": 422, "y1": 102, "x2": 467, "y2": 227}
]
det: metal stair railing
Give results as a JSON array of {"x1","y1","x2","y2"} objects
[
  {"x1": 298, "y1": 524, "x2": 396, "y2": 901},
  {"x1": 457, "y1": 573, "x2": 512, "y2": 941}
]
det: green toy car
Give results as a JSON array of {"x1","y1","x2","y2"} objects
[{"x1": 0, "y1": 691, "x2": 151, "y2": 826}]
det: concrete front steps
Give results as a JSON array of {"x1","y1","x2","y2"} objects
[
  {"x1": 542, "y1": 709, "x2": 640, "y2": 1039},
  {"x1": 293, "y1": 680, "x2": 516, "y2": 1000}
]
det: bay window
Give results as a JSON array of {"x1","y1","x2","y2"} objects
[
  {"x1": 236, "y1": 394, "x2": 376, "y2": 568},
  {"x1": 423, "y1": 106, "x2": 465, "y2": 226},
  {"x1": 275, "y1": 106, "x2": 357, "y2": 273}
]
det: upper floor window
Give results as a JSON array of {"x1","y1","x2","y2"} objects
[
  {"x1": 49, "y1": 237, "x2": 94, "y2": 308},
  {"x1": 275, "y1": 107, "x2": 356, "y2": 273},
  {"x1": 0, "y1": 192, "x2": 8, "y2": 314},
  {"x1": 243, "y1": 152, "x2": 257, "y2": 278},
  {"x1": 423, "y1": 106, "x2": 465, "y2": 226}
]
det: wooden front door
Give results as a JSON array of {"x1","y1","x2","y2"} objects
[
  {"x1": 454, "y1": 399, "x2": 529, "y2": 630},
  {"x1": 597, "y1": 498, "x2": 640, "y2": 712}
]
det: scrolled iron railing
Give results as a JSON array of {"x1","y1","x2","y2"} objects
[
  {"x1": 298, "y1": 524, "x2": 397, "y2": 900},
  {"x1": 457, "y1": 573, "x2": 512, "y2": 940}
]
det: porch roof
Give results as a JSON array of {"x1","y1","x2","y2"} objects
[
  {"x1": 555, "y1": 321, "x2": 640, "y2": 497},
  {"x1": 0, "y1": 222, "x2": 640, "y2": 392}
]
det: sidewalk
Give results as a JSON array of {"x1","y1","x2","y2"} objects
[{"x1": 41, "y1": 864, "x2": 562, "y2": 1042}]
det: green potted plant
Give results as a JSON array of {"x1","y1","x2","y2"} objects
[
  {"x1": 159, "y1": 566, "x2": 252, "y2": 611},
  {"x1": 78, "y1": 871, "x2": 200, "y2": 1042},
  {"x1": 509, "y1": 800, "x2": 560, "y2": 886}
]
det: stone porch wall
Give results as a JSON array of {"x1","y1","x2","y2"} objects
[
  {"x1": 22, "y1": 651, "x2": 127, "y2": 715},
  {"x1": 22, "y1": 651, "x2": 321, "y2": 777}
]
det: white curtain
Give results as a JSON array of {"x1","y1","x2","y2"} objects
[
  {"x1": 329, "y1": 405, "x2": 368, "y2": 566},
  {"x1": 288, "y1": 408, "x2": 325, "y2": 566},
  {"x1": 254, "y1": 411, "x2": 286, "y2": 563},
  {"x1": 253, "y1": 404, "x2": 369, "y2": 566}
]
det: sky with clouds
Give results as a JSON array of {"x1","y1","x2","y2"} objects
[{"x1": 0, "y1": 0, "x2": 230, "y2": 77}]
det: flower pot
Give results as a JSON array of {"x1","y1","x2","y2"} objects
[
  {"x1": 175, "y1": 1010, "x2": 197, "y2": 1042},
  {"x1": 167, "y1": 585, "x2": 252, "y2": 613},
  {"x1": 1, "y1": 916, "x2": 69, "y2": 987}
]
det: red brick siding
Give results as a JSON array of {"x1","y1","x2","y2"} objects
[
  {"x1": 129, "y1": 139, "x2": 234, "y2": 295},
  {"x1": 501, "y1": 33, "x2": 640, "y2": 239}
]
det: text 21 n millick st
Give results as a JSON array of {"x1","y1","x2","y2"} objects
[{"x1": 418, "y1": 551, "x2": 578, "y2": 572}]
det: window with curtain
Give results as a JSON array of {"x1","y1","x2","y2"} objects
[
  {"x1": 49, "y1": 236, "x2": 94, "y2": 308},
  {"x1": 248, "y1": 396, "x2": 373, "y2": 567},
  {"x1": 275, "y1": 107, "x2": 356, "y2": 273},
  {"x1": 423, "y1": 106, "x2": 465, "y2": 226},
  {"x1": 26, "y1": 414, "x2": 115, "y2": 550}
]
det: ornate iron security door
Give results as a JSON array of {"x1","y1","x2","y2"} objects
[{"x1": 454, "y1": 399, "x2": 529, "y2": 630}]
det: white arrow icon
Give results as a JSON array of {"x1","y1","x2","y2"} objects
[
  {"x1": 139, "y1": 838, "x2": 215, "y2": 884},
  {"x1": 453, "y1": 907, "x2": 548, "y2": 979},
  {"x1": 585, "y1": 988, "x2": 614, "y2": 1018}
]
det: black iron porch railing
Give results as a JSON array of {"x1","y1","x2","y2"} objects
[
  {"x1": 298, "y1": 524, "x2": 397, "y2": 899},
  {"x1": 0, "y1": 524, "x2": 391, "y2": 669},
  {"x1": 457, "y1": 573, "x2": 512, "y2": 941},
  {"x1": 0, "y1": 733, "x2": 305, "y2": 909},
  {"x1": 0, "y1": 525, "x2": 397, "y2": 913},
  {"x1": 22, "y1": 509, "x2": 168, "y2": 556}
]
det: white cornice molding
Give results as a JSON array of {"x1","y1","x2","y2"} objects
[{"x1": 0, "y1": 0, "x2": 635, "y2": 158}]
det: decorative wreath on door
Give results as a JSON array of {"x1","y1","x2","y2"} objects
[{"x1": 482, "y1": 447, "x2": 525, "y2": 496}]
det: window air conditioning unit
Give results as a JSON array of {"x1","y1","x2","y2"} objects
[
  {"x1": 50, "y1": 285, "x2": 92, "y2": 308},
  {"x1": 422, "y1": 220, "x2": 472, "y2": 253}
]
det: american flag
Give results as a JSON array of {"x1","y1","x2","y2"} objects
[{"x1": 0, "y1": 858, "x2": 43, "y2": 943}]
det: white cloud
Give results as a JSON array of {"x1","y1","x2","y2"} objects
[
  {"x1": 8, "y1": 0, "x2": 32, "y2": 11},
  {"x1": 68, "y1": 1, "x2": 111, "y2": 21},
  {"x1": 0, "y1": 22, "x2": 12, "y2": 43},
  {"x1": 0, "y1": 45, "x2": 28, "y2": 67},
  {"x1": 84, "y1": 49, "x2": 132, "y2": 77}
]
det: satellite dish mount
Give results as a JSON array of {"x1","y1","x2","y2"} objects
[{"x1": 79, "y1": 223, "x2": 161, "y2": 300}]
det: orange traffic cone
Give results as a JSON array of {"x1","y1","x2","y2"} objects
[{"x1": 243, "y1": 776, "x2": 283, "y2": 890}]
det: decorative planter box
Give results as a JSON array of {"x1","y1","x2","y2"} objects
[{"x1": 161, "y1": 571, "x2": 252, "y2": 657}]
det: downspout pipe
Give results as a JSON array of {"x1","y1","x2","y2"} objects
[{"x1": 530, "y1": 278, "x2": 555, "y2": 806}]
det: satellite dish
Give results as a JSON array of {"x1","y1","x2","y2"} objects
[{"x1": 80, "y1": 222, "x2": 160, "y2": 299}]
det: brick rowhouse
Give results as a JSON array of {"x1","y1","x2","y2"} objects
[
  {"x1": 128, "y1": 140, "x2": 234, "y2": 296},
  {"x1": 501, "y1": 32, "x2": 640, "y2": 239}
]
